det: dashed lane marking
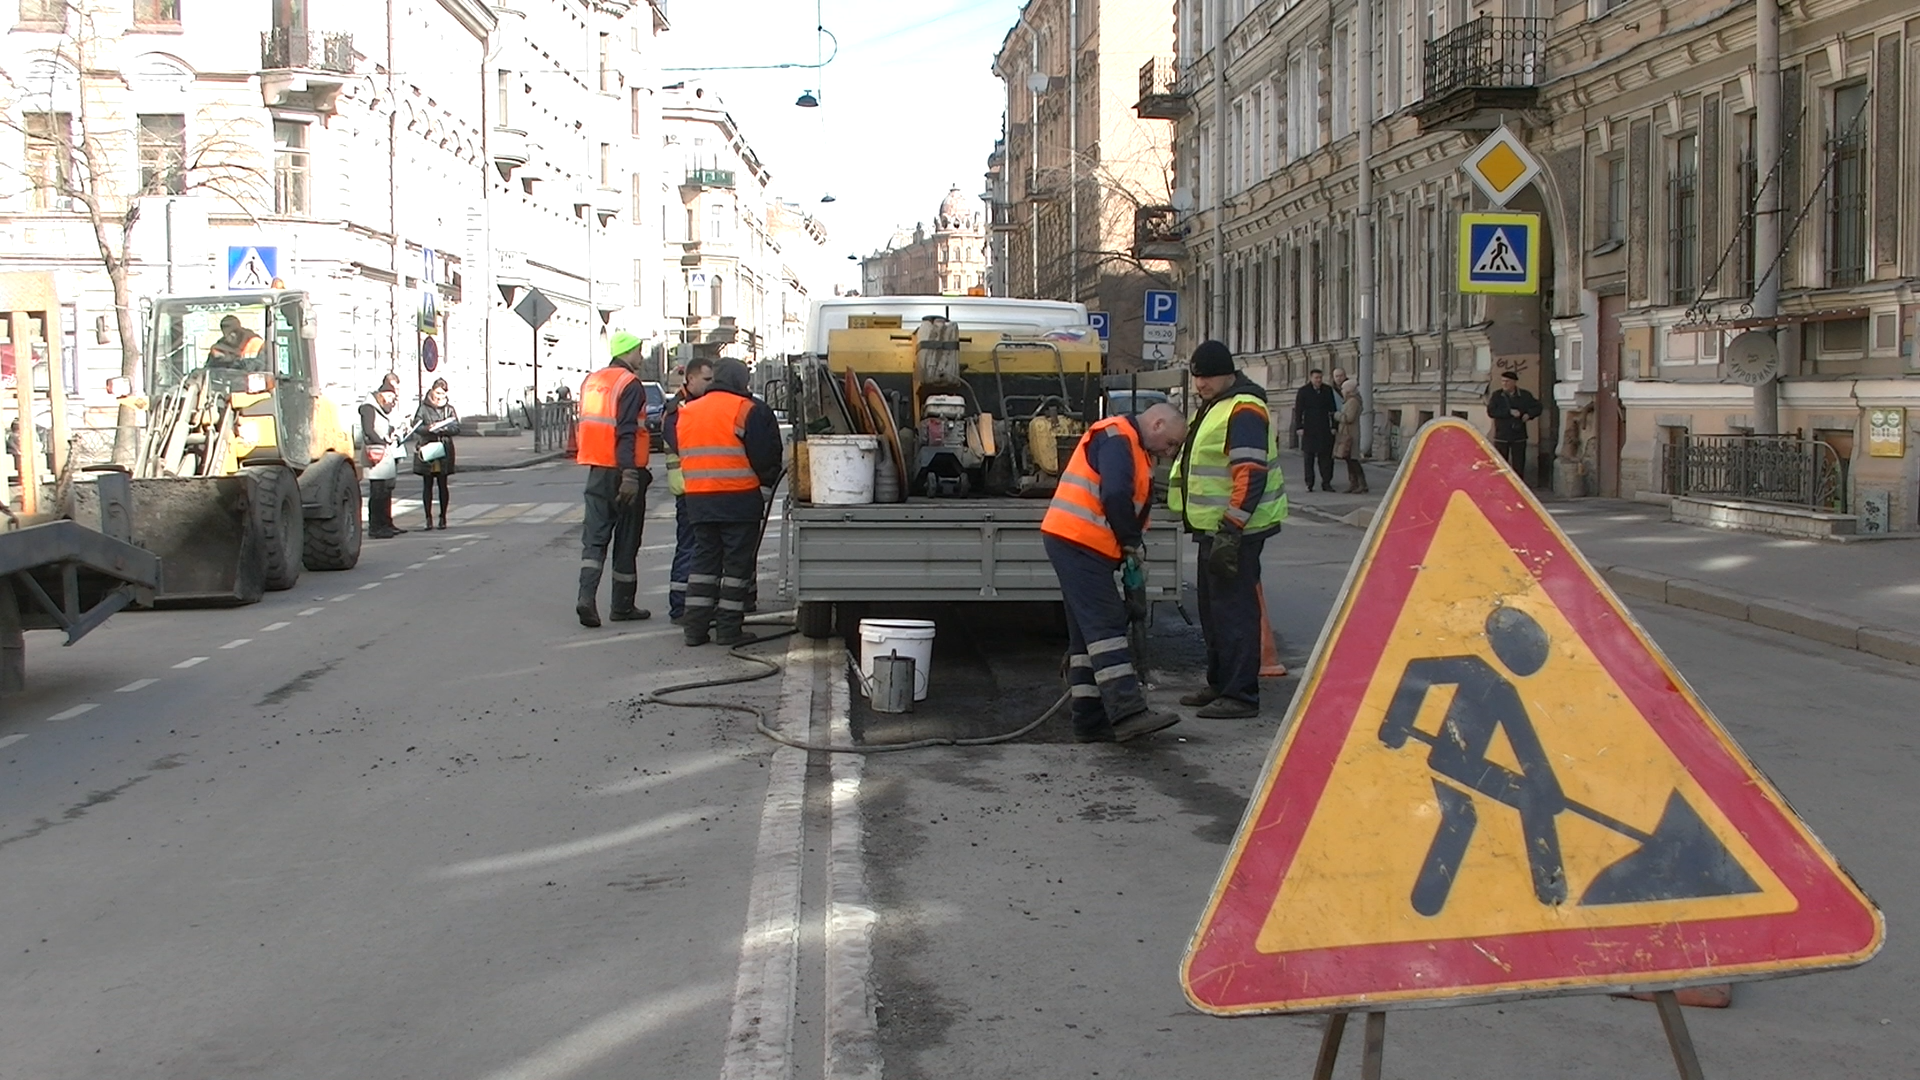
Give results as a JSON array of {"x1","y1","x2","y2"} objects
[
  {"x1": 116, "y1": 678, "x2": 158, "y2": 693},
  {"x1": 173, "y1": 656, "x2": 209, "y2": 669},
  {"x1": 221, "y1": 638, "x2": 252, "y2": 649},
  {"x1": 384, "y1": 572, "x2": 405, "y2": 580},
  {"x1": 0, "y1": 733, "x2": 28, "y2": 750},
  {"x1": 299, "y1": 607, "x2": 324, "y2": 616},
  {"x1": 359, "y1": 583, "x2": 382, "y2": 591},
  {"x1": 261, "y1": 622, "x2": 290, "y2": 632},
  {"x1": 47, "y1": 704, "x2": 99, "y2": 722},
  {"x1": 330, "y1": 595, "x2": 353, "y2": 602},
  {"x1": 427, "y1": 555, "x2": 446, "y2": 561},
  {"x1": 407, "y1": 563, "x2": 427, "y2": 570}
]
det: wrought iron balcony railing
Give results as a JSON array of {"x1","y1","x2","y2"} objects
[
  {"x1": 1422, "y1": 17, "x2": 1546, "y2": 100},
  {"x1": 261, "y1": 29, "x2": 354, "y2": 74},
  {"x1": 685, "y1": 168, "x2": 735, "y2": 188}
]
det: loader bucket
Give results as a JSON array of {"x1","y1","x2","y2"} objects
[{"x1": 125, "y1": 476, "x2": 267, "y2": 607}]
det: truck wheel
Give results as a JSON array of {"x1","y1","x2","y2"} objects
[
  {"x1": 302, "y1": 463, "x2": 363, "y2": 571},
  {"x1": 245, "y1": 465, "x2": 304, "y2": 591},
  {"x1": 797, "y1": 601, "x2": 835, "y2": 639}
]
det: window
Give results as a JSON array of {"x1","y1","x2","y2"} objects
[
  {"x1": 496, "y1": 70, "x2": 511, "y2": 127},
  {"x1": 599, "y1": 143, "x2": 612, "y2": 186},
  {"x1": 1226, "y1": 101, "x2": 1242, "y2": 191},
  {"x1": 598, "y1": 33, "x2": 612, "y2": 92},
  {"x1": 1286, "y1": 44, "x2": 1320, "y2": 160},
  {"x1": 19, "y1": 0, "x2": 63, "y2": 23},
  {"x1": 1331, "y1": 22, "x2": 1352, "y2": 140},
  {"x1": 274, "y1": 120, "x2": 308, "y2": 215},
  {"x1": 133, "y1": 0, "x2": 180, "y2": 25},
  {"x1": 138, "y1": 113, "x2": 186, "y2": 195},
  {"x1": 631, "y1": 171, "x2": 644, "y2": 225},
  {"x1": 631, "y1": 88, "x2": 644, "y2": 136},
  {"x1": 707, "y1": 202, "x2": 726, "y2": 243},
  {"x1": 634, "y1": 259, "x2": 645, "y2": 308},
  {"x1": 1602, "y1": 153, "x2": 1626, "y2": 243},
  {"x1": 710, "y1": 274, "x2": 724, "y2": 316},
  {"x1": 24, "y1": 112, "x2": 72, "y2": 209},
  {"x1": 1668, "y1": 133, "x2": 1699, "y2": 300},
  {"x1": 1827, "y1": 82, "x2": 1868, "y2": 287},
  {"x1": 1737, "y1": 115, "x2": 1757, "y2": 294}
]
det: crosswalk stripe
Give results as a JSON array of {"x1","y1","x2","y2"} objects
[
  {"x1": 516, "y1": 502, "x2": 575, "y2": 523},
  {"x1": 445, "y1": 503, "x2": 500, "y2": 523},
  {"x1": 467, "y1": 502, "x2": 538, "y2": 525}
]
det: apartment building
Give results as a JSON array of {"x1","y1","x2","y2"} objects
[
  {"x1": 991, "y1": 0, "x2": 1178, "y2": 371},
  {"x1": 859, "y1": 186, "x2": 988, "y2": 298}
]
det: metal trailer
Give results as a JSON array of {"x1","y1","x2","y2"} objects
[
  {"x1": 1, "y1": 470, "x2": 161, "y2": 694},
  {"x1": 781, "y1": 498, "x2": 1185, "y2": 639}
]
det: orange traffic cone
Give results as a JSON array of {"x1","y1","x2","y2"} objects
[{"x1": 1258, "y1": 583, "x2": 1288, "y2": 677}]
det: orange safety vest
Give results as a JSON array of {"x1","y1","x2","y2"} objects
[
  {"x1": 575, "y1": 366, "x2": 647, "y2": 468},
  {"x1": 676, "y1": 391, "x2": 759, "y2": 496},
  {"x1": 1041, "y1": 416, "x2": 1152, "y2": 560}
]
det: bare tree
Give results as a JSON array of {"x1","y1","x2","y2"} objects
[{"x1": 0, "y1": 1, "x2": 270, "y2": 461}]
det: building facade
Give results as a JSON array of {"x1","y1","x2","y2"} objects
[
  {"x1": 991, "y1": 0, "x2": 1178, "y2": 371},
  {"x1": 859, "y1": 186, "x2": 988, "y2": 298}
]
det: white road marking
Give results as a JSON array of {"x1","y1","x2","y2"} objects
[
  {"x1": 429, "y1": 808, "x2": 714, "y2": 879},
  {"x1": 330, "y1": 594, "x2": 353, "y2": 602},
  {"x1": 384, "y1": 572, "x2": 405, "y2": 580},
  {"x1": 444, "y1": 504, "x2": 498, "y2": 524},
  {"x1": 718, "y1": 636, "x2": 815, "y2": 1080},
  {"x1": 299, "y1": 607, "x2": 324, "y2": 616},
  {"x1": 116, "y1": 678, "x2": 159, "y2": 693},
  {"x1": 260, "y1": 621, "x2": 290, "y2": 632},
  {"x1": 473, "y1": 983, "x2": 726, "y2": 1080},
  {"x1": 359, "y1": 582, "x2": 382, "y2": 591},
  {"x1": 427, "y1": 554, "x2": 446, "y2": 561},
  {"x1": 0, "y1": 733, "x2": 27, "y2": 750},
  {"x1": 407, "y1": 563, "x2": 426, "y2": 570},
  {"x1": 220, "y1": 638, "x2": 252, "y2": 649},
  {"x1": 47, "y1": 704, "x2": 98, "y2": 722},
  {"x1": 515, "y1": 502, "x2": 573, "y2": 523},
  {"x1": 173, "y1": 656, "x2": 209, "y2": 669},
  {"x1": 826, "y1": 651, "x2": 881, "y2": 1079}
]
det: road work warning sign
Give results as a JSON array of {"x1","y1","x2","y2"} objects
[{"x1": 1182, "y1": 419, "x2": 1882, "y2": 1016}]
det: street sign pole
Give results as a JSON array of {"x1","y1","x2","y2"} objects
[{"x1": 1439, "y1": 198, "x2": 1452, "y2": 418}]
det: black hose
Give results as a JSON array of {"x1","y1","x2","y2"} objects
[{"x1": 638, "y1": 613, "x2": 1071, "y2": 754}]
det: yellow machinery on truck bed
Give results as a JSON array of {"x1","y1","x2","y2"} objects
[{"x1": 97, "y1": 289, "x2": 364, "y2": 605}]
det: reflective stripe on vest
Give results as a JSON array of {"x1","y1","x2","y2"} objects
[
  {"x1": 576, "y1": 366, "x2": 640, "y2": 468},
  {"x1": 1041, "y1": 417, "x2": 1151, "y2": 559},
  {"x1": 1168, "y1": 391, "x2": 1287, "y2": 533},
  {"x1": 677, "y1": 391, "x2": 758, "y2": 495}
]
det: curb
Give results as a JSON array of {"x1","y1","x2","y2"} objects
[
  {"x1": 461, "y1": 450, "x2": 571, "y2": 472},
  {"x1": 1597, "y1": 566, "x2": 1920, "y2": 669}
]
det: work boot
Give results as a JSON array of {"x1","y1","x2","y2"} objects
[
  {"x1": 609, "y1": 581, "x2": 650, "y2": 622},
  {"x1": 714, "y1": 627, "x2": 759, "y2": 647},
  {"x1": 576, "y1": 566, "x2": 602, "y2": 628},
  {"x1": 1196, "y1": 697, "x2": 1259, "y2": 719},
  {"x1": 1073, "y1": 724, "x2": 1115, "y2": 744},
  {"x1": 1179, "y1": 687, "x2": 1222, "y2": 708},
  {"x1": 1112, "y1": 709, "x2": 1181, "y2": 743}
]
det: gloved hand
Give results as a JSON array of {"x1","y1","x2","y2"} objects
[
  {"x1": 616, "y1": 469, "x2": 643, "y2": 508},
  {"x1": 1207, "y1": 528, "x2": 1242, "y2": 579}
]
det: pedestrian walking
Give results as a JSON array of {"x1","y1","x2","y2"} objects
[
  {"x1": 1292, "y1": 369, "x2": 1338, "y2": 492},
  {"x1": 1042, "y1": 402, "x2": 1188, "y2": 743},
  {"x1": 1334, "y1": 379, "x2": 1368, "y2": 494},
  {"x1": 359, "y1": 383, "x2": 407, "y2": 539},
  {"x1": 1487, "y1": 369, "x2": 1542, "y2": 484},
  {"x1": 573, "y1": 331, "x2": 652, "y2": 628},
  {"x1": 1169, "y1": 341, "x2": 1288, "y2": 721},
  {"x1": 411, "y1": 377, "x2": 460, "y2": 530},
  {"x1": 677, "y1": 357, "x2": 782, "y2": 647},
  {"x1": 661, "y1": 358, "x2": 716, "y2": 624}
]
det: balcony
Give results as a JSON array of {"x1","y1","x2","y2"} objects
[
  {"x1": 258, "y1": 29, "x2": 353, "y2": 113},
  {"x1": 490, "y1": 126, "x2": 529, "y2": 177},
  {"x1": 684, "y1": 168, "x2": 735, "y2": 188},
  {"x1": 988, "y1": 200, "x2": 1019, "y2": 233},
  {"x1": 594, "y1": 186, "x2": 623, "y2": 224},
  {"x1": 1413, "y1": 17, "x2": 1547, "y2": 131},
  {"x1": 1135, "y1": 57, "x2": 1189, "y2": 120},
  {"x1": 1131, "y1": 205, "x2": 1186, "y2": 261}
]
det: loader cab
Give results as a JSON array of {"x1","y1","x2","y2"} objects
[{"x1": 146, "y1": 291, "x2": 315, "y2": 465}]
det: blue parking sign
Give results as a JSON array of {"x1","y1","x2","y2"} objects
[
  {"x1": 1145, "y1": 290, "x2": 1179, "y2": 325},
  {"x1": 1088, "y1": 311, "x2": 1110, "y2": 340}
]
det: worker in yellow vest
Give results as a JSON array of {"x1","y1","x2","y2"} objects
[
  {"x1": 662, "y1": 357, "x2": 716, "y2": 623},
  {"x1": 1168, "y1": 340, "x2": 1288, "y2": 718},
  {"x1": 1040, "y1": 402, "x2": 1188, "y2": 743},
  {"x1": 573, "y1": 331, "x2": 652, "y2": 627}
]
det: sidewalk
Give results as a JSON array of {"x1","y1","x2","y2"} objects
[
  {"x1": 1284, "y1": 459, "x2": 1920, "y2": 667},
  {"x1": 443, "y1": 436, "x2": 570, "y2": 472}
]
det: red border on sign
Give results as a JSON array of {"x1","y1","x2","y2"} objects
[{"x1": 1183, "y1": 421, "x2": 1882, "y2": 1013}]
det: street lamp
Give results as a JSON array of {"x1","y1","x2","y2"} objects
[{"x1": 795, "y1": 90, "x2": 819, "y2": 108}]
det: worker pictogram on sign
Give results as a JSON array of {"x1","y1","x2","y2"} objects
[
  {"x1": 1182, "y1": 419, "x2": 1882, "y2": 1017},
  {"x1": 1458, "y1": 212, "x2": 1539, "y2": 295}
]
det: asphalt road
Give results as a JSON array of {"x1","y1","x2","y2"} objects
[{"x1": 4, "y1": 470, "x2": 1915, "y2": 1079}]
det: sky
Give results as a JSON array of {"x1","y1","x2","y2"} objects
[{"x1": 664, "y1": 0, "x2": 1027, "y2": 293}]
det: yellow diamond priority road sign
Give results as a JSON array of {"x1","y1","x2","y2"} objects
[{"x1": 1462, "y1": 125, "x2": 1541, "y2": 207}]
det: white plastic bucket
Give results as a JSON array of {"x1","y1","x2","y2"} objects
[
  {"x1": 808, "y1": 435, "x2": 879, "y2": 505},
  {"x1": 859, "y1": 618, "x2": 936, "y2": 701}
]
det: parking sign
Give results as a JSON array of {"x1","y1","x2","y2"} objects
[
  {"x1": 1088, "y1": 311, "x2": 1110, "y2": 340},
  {"x1": 1145, "y1": 290, "x2": 1179, "y2": 325}
]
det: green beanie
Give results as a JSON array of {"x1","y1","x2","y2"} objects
[{"x1": 609, "y1": 330, "x2": 644, "y2": 359}]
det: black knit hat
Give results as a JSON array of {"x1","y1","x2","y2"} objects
[{"x1": 1191, "y1": 339, "x2": 1235, "y2": 377}]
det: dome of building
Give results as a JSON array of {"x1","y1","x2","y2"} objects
[{"x1": 935, "y1": 185, "x2": 982, "y2": 232}]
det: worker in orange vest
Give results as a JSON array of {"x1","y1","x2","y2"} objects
[
  {"x1": 573, "y1": 331, "x2": 652, "y2": 627},
  {"x1": 675, "y1": 357, "x2": 782, "y2": 647},
  {"x1": 1041, "y1": 402, "x2": 1188, "y2": 743}
]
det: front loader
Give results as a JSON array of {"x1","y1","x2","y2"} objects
[{"x1": 91, "y1": 289, "x2": 364, "y2": 606}]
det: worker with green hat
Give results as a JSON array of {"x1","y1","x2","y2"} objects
[{"x1": 572, "y1": 330, "x2": 652, "y2": 627}]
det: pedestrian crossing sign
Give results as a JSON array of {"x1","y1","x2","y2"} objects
[
  {"x1": 227, "y1": 245, "x2": 278, "y2": 291},
  {"x1": 1181, "y1": 419, "x2": 1883, "y2": 1016},
  {"x1": 1458, "y1": 212, "x2": 1539, "y2": 295}
]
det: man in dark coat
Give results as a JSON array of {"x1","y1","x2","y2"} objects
[
  {"x1": 1487, "y1": 369, "x2": 1543, "y2": 484},
  {"x1": 677, "y1": 357, "x2": 782, "y2": 647},
  {"x1": 1292, "y1": 369, "x2": 1338, "y2": 492}
]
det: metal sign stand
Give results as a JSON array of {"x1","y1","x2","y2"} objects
[{"x1": 1306, "y1": 992, "x2": 1706, "y2": 1079}]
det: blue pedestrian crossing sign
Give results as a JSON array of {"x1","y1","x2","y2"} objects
[
  {"x1": 227, "y1": 245, "x2": 279, "y2": 290},
  {"x1": 1458, "y1": 213, "x2": 1539, "y2": 295}
]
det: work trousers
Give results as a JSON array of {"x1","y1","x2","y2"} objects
[
  {"x1": 368, "y1": 478, "x2": 397, "y2": 532},
  {"x1": 1301, "y1": 432, "x2": 1335, "y2": 490},
  {"x1": 1196, "y1": 531, "x2": 1267, "y2": 707},
  {"x1": 580, "y1": 465, "x2": 646, "y2": 614},
  {"x1": 683, "y1": 519, "x2": 759, "y2": 642},
  {"x1": 1044, "y1": 534, "x2": 1148, "y2": 737},
  {"x1": 668, "y1": 495, "x2": 693, "y2": 619},
  {"x1": 1494, "y1": 440, "x2": 1528, "y2": 485}
]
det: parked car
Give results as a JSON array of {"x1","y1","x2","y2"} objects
[
  {"x1": 643, "y1": 381, "x2": 666, "y2": 450},
  {"x1": 1107, "y1": 389, "x2": 1170, "y2": 417}
]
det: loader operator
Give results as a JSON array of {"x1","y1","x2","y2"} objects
[
  {"x1": 661, "y1": 357, "x2": 716, "y2": 624},
  {"x1": 1168, "y1": 340, "x2": 1288, "y2": 720},
  {"x1": 676, "y1": 357, "x2": 781, "y2": 648},
  {"x1": 207, "y1": 315, "x2": 265, "y2": 370},
  {"x1": 1041, "y1": 402, "x2": 1188, "y2": 743},
  {"x1": 573, "y1": 331, "x2": 652, "y2": 628}
]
